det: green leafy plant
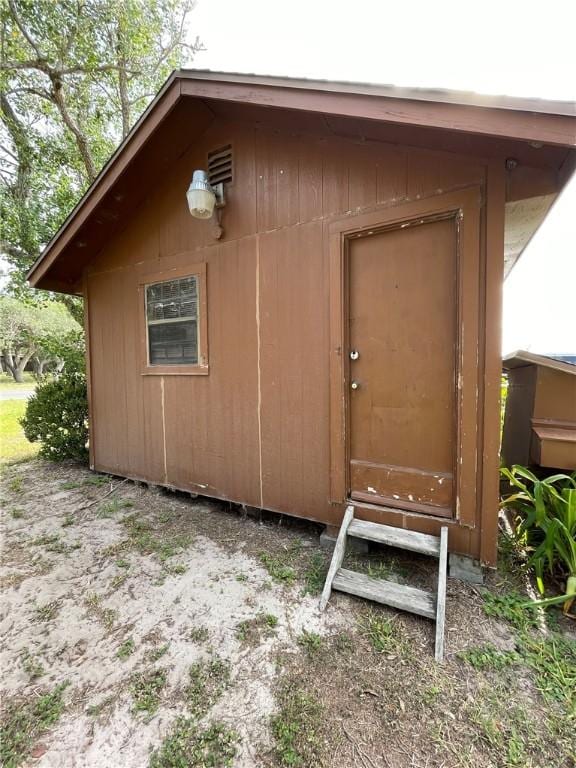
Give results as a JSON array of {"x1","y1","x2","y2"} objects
[
  {"x1": 150, "y1": 719, "x2": 237, "y2": 768},
  {"x1": 117, "y1": 638, "x2": 135, "y2": 660},
  {"x1": 21, "y1": 373, "x2": 88, "y2": 462},
  {"x1": 501, "y1": 465, "x2": 576, "y2": 614},
  {"x1": 130, "y1": 669, "x2": 167, "y2": 716},
  {"x1": 0, "y1": 682, "x2": 68, "y2": 768},
  {"x1": 458, "y1": 644, "x2": 521, "y2": 671}
]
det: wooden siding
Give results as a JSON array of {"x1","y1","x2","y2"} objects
[{"x1": 85, "y1": 116, "x2": 500, "y2": 561}]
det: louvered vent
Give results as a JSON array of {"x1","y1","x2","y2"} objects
[{"x1": 208, "y1": 145, "x2": 233, "y2": 186}]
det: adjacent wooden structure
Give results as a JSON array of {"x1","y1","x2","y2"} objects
[
  {"x1": 502, "y1": 351, "x2": 576, "y2": 471},
  {"x1": 28, "y1": 71, "x2": 576, "y2": 565}
]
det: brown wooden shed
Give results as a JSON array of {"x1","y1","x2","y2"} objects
[
  {"x1": 27, "y1": 71, "x2": 576, "y2": 566},
  {"x1": 502, "y1": 351, "x2": 576, "y2": 471}
]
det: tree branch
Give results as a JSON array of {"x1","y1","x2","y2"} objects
[{"x1": 48, "y1": 76, "x2": 96, "y2": 182}]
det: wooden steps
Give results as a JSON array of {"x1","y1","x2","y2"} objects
[
  {"x1": 320, "y1": 505, "x2": 449, "y2": 660},
  {"x1": 332, "y1": 568, "x2": 437, "y2": 619},
  {"x1": 347, "y1": 519, "x2": 441, "y2": 557}
]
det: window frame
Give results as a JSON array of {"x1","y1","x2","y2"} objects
[{"x1": 138, "y1": 262, "x2": 208, "y2": 376}]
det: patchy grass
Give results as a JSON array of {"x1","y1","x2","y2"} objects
[
  {"x1": 482, "y1": 591, "x2": 541, "y2": 632},
  {"x1": 458, "y1": 643, "x2": 521, "y2": 671},
  {"x1": 97, "y1": 498, "x2": 134, "y2": 518},
  {"x1": 236, "y1": 612, "x2": 278, "y2": 645},
  {"x1": 0, "y1": 682, "x2": 68, "y2": 768},
  {"x1": 146, "y1": 643, "x2": 170, "y2": 662},
  {"x1": 84, "y1": 593, "x2": 117, "y2": 630},
  {"x1": 34, "y1": 600, "x2": 60, "y2": 623},
  {"x1": 186, "y1": 657, "x2": 230, "y2": 718},
  {"x1": 302, "y1": 551, "x2": 327, "y2": 595},
  {"x1": 271, "y1": 682, "x2": 323, "y2": 767},
  {"x1": 120, "y1": 512, "x2": 192, "y2": 564},
  {"x1": 297, "y1": 630, "x2": 323, "y2": 655},
  {"x1": 130, "y1": 668, "x2": 167, "y2": 716},
  {"x1": 3, "y1": 459, "x2": 575, "y2": 768},
  {"x1": 150, "y1": 719, "x2": 237, "y2": 768},
  {"x1": 7, "y1": 474, "x2": 24, "y2": 493},
  {"x1": 86, "y1": 695, "x2": 117, "y2": 718},
  {"x1": 518, "y1": 632, "x2": 576, "y2": 712},
  {"x1": 259, "y1": 551, "x2": 297, "y2": 585},
  {"x1": 189, "y1": 626, "x2": 209, "y2": 644},
  {"x1": 117, "y1": 638, "x2": 135, "y2": 660},
  {"x1": 359, "y1": 609, "x2": 405, "y2": 655},
  {"x1": 31, "y1": 533, "x2": 80, "y2": 555},
  {"x1": 20, "y1": 649, "x2": 45, "y2": 680},
  {"x1": 0, "y1": 399, "x2": 38, "y2": 465}
]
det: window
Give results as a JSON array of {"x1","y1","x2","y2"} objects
[
  {"x1": 146, "y1": 276, "x2": 198, "y2": 366},
  {"x1": 139, "y1": 261, "x2": 208, "y2": 375}
]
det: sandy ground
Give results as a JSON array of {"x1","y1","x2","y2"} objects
[
  {"x1": 1, "y1": 460, "x2": 574, "y2": 768},
  {"x1": 0, "y1": 461, "x2": 348, "y2": 767}
]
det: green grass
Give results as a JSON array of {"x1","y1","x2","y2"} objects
[
  {"x1": 0, "y1": 372, "x2": 35, "y2": 391},
  {"x1": 130, "y1": 669, "x2": 167, "y2": 716},
  {"x1": 189, "y1": 627, "x2": 209, "y2": 644},
  {"x1": 458, "y1": 644, "x2": 521, "y2": 671},
  {"x1": 0, "y1": 399, "x2": 39, "y2": 465},
  {"x1": 259, "y1": 551, "x2": 297, "y2": 584},
  {"x1": 186, "y1": 657, "x2": 230, "y2": 718},
  {"x1": 147, "y1": 643, "x2": 170, "y2": 662},
  {"x1": 119, "y1": 513, "x2": 192, "y2": 563},
  {"x1": 117, "y1": 638, "x2": 135, "y2": 660},
  {"x1": 150, "y1": 720, "x2": 237, "y2": 768},
  {"x1": 518, "y1": 632, "x2": 576, "y2": 712},
  {"x1": 0, "y1": 682, "x2": 68, "y2": 768},
  {"x1": 359, "y1": 609, "x2": 404, "y2": 654},
  {"x1": 297, "y1": 630, "x2": 323, "y2": 655},
  {"x1": 271, "y1": 682, "x2": 323, "y2": 767},
  {"x1": 482, "y1": 592, "x2": 541, "y2": 632}
]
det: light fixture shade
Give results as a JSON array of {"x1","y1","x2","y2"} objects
[{"x1": 186, "y1": 170, "x2": 216, "y2": 219}]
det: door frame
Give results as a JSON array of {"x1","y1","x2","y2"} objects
[{"x1": 327, "y1": 187, "x2": 482, "y2": 525}]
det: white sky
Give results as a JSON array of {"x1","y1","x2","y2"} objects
[{"x1": 191, "y1": 0, "x2": 576, "y2": 354}]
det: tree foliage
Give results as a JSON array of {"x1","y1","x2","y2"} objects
[
  {"x1": 1, "y1": 0, "x2": 202, "y2": 290},
  {"x1": 0, "y1": 295, "x2": 81, "y2": 380}
]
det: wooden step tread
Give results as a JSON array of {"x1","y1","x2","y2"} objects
[
  {"x1": 332, "y1": 567, "x2": 436, "y2": 619},
  {"x1": 348, "y1": 519, "x2": 441, "y2": 557}
]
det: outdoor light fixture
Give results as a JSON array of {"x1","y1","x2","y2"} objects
[{"x1": 186, "y1": 170, "x2": 225, "y2": 220}]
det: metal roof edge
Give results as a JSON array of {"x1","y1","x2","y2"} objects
[{"x1": 177, "y1": 69, "x2": 576, "y2": 118}]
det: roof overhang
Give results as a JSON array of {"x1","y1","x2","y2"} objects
[
  {"x1": 27, "y1": 70, "x2": 576, "y2": 293},
  {"x1": 503, "y1": 350, "x2": 576, "y2": 375}
]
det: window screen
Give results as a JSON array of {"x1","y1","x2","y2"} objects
[{"x1": 145, "y1": 276, "x2": 198, "y2": 365}]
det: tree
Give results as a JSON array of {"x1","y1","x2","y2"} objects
[
  {"x1": 0, "y1": 0, "x2": 203, "y2": 292},
  {"x1": 0, "y1": 295, "x2": 81, "y2": 381}
]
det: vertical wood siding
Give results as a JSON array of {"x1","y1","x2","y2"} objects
[{"x1": 85, "y1": 117, "x2": 498, "y2": 560}]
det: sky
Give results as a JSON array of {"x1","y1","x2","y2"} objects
[{"x1": 190, "y1": 0, "x2": 576, "y2": 354}]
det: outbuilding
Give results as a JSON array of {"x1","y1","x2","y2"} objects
[
  {"x1": 28, "y1": 71, "x2": 576, "y2": 567},
  {"x1": 502, "y1": 351, "x2": 576, "y2": 471}
]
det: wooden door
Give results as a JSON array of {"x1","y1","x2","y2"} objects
[{"x1": 348, "y1": 217, "x2": 457, "y2": 517}]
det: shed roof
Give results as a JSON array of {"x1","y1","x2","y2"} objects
[
  {"x1": 27, "y1": 70, "x2": 576, "y2": 293},
  {"x1": 503, "y1": 350, "x2": 576, "y2": 375}
]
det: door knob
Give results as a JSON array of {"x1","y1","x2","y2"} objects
[
  {"x1": 351, "y1": 381, "x2": 359, "y2": 390},
  {"x1": 350, "y1": 350, "x2": 359, "y2": 360}
]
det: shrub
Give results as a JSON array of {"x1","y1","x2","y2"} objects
[{"x1": 21, "y1": 372, "x2": 88, "y2": 462}]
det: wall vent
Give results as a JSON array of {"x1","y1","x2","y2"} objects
[{"x1": 208, "y1": 145, "x2": 233, "y2": 186}]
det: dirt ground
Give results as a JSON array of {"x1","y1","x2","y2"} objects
[{"x1": 1, "y1": 460, "x2": 574, "y2": 768}]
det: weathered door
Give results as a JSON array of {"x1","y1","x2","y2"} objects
[{"x1": 348, "y1": 217, "x2": 457, "y2": 517}]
